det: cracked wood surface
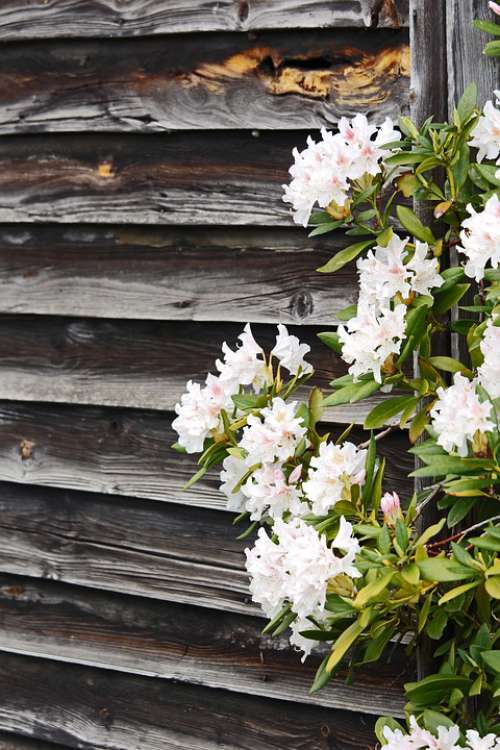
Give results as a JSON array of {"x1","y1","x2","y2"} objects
[
  {"x1": 0, "y1": 652, "x2": 385, "y2": 750},
  {"x1": 0, "y1": 314, "x2": 394, "y2": 422},
  {"x1": 0, "y1": 404, "x2": 414, "y2": 510},
  {"x1": 0, "y1": 31, "x2": 409, "y2": 133},
  {"x1": 0, "y1": 575, "x2": 410, "y2": 716},
  {"x1": 0, "y1": 225, "x2": 355, "y2": 324},
  {"x1": 0, "y1": 0, "x2": 409, "y2": 39}
]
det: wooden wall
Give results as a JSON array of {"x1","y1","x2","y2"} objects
[{"x1": 0, "y1": 1, "x2": 447, "y2": 748}]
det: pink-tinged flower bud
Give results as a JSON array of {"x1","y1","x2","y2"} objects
[
  {"x1": 288, "y1": 464, "x2": 302, "y2": 484},
  {"x1": 489, "y1": 1, "x2": 500, "y2": 14},
  {"x1": 380, "y1": 491, "x2": 401, "y2": 524}
]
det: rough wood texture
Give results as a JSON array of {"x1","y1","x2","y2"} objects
[
  {"x1": 0, "y1": 32, "x2": 409, "y2": 133},
  {"x1": 0, "y1": 404, "x2": 415, "y2": 510},
  {"x1": 0, "y1": 314, "x2": 395, "y2": 423},
  {"x1": 0, "y1": 132, "x2": 303, "y2": 226},
  {"x1": 0, "y1": 225, "x2": 356, "y2": 324},
  {"x1": 0, "y1": 1, "x2": 409, "y2": 39},
  {"x1": 0, "y1": 575, "x2": 410, "y2": 715},
  {"x1": 0, "y1": 733, "x2": 69, "y2": 750},
  {"x1": 0, "y1": 652, "x2": 382, "y2": 750},
  {"x1": 446, "y1": 0, "x2": 499, "y2": 112}
]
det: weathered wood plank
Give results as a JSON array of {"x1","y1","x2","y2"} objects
[
  {"x1": 0, "y1": 482, "x2": 254, "y2": 615},
  {"x1": 0, "y1": 404, "x2": 414, "y2": 510},
  {"x1": 446, "y1": 0, "x2": 499, "y2": 112},
  {"x1": 0, "y1": 315, "x2": 391, "y2": 423},
  {"x1": 0, "y1": 652, "x2": 382, "y2": 750},
  {"x1": 0, "y1": 225, "x2": 355, "y2": 324},
  {"x1": 0, "y1": 575, "x2": 409, "y2": 715},
  {"x1": 0, "y1": 131, "x2": 397, "y2": 225},
  {"x1": 0, "y1": 733, "x2": 70, "y2": 750},
  {"x1": 0, "y1": 32, "x2": 409, "y2": 133},
  {"x1": 0, "y1": 1, "x2": 409, "y2": 39}
]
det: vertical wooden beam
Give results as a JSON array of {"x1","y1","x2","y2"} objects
[{"x1": 409, "y1": 0, "x2": 449, "y2": 680}]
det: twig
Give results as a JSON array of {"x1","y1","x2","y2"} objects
[
  {"x1": 414, "y1": 484, "x2": 443, "y2": 522},
  {"x1": 358, "y1": 425, "x2": 397, "y2": 450},
  {"x1": 427, "y1": 514, "x2": 500, "y2": 549}
]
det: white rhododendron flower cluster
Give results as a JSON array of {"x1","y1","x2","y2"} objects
[
  {"x1": 173, "y1": 323, "x2": 311, "y2": 454},
  {"x1": 478, "y1": 320, "x2": 500, "y2": 399},
  {"x1": 339, "y1": 236, "x2": 443, "y2": 382},
  {"x1": 458, "y1": 194, "x2": 500, "y2": 281},
  {"x1": 430, "y1": 373, "x2": 495, "y2": 456},
  {"x1": 283, "y1": 115, "x2": 401, "y2": 226},
  {"x1": 469, "y1": 90, "x2": 500, "y2": 177},
  {"x1": 245, "y1": 516, "x2": 361, "y2": 659},
  {"x1": 358, "y1": 236, "x2": 443, "y2": 310},
  {"x1": 303, "y1": 441, "x2": 367, "y2": 516},
  {"x1": 383, "y1": 717, "x2": 499, "y2": 750}
]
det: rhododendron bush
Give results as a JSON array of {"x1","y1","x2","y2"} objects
[{"x1": 173, "y1": 13, "x2": 500, "y2": 748}]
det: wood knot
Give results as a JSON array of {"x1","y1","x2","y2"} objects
[
  {"x1": 289, "y1": 291, "x2": 314, "y2": 320},
  {"x1": 99, "y1": 707, "x2": 114, "y2": 730},
  {"x1": 238, "y1": 0, "x2": 249, "y2": 22},
  {"x1": 19, "y1": 439, "x2": 35, "y2": 460},
  {"x1": 320, "y1": 723, "x2": 331, "y2": 738},
  {"x1": 4, "y1": 584, "x2": 26, "y2": 598}
]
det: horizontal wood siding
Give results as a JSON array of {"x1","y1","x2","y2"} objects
[
  {"x1": 0, "y1": 0, "x2": 415, "y2": 746},
  {"x1": 0, "y1": 1, "x2": 409, "y2": 38}
]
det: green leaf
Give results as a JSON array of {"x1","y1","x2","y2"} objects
[
  {"x1": 423, "y1": 710, "x2": 455, "y2": 733},
  {"x1": 309, "y1": 220, "x2": 344, "y2": 237},
  {"x1": 317, "y1": 331, "x2": 342, "y2": 354},
  {"x1": 469, "y1": 534, "x2": 500, "y2": 552},
  {"x1": 455, "y1": 82, "x2": 477, "y2": 124},
  {"x1": 481, "y1": 651, "x2": 500, "y2": 674},
  {"x1": 354, "y1": 571, "x2": 394, "y2": 608},
  {"x1": 364, "y1": 396, "x2": 419, "y2": 430},
  {"x1": 438, "y1": 580, "x2": 478, "y2": 605},
  {"x1": 396, "y1": 206, "x2": 436, "y2": 244},
  {"x1": 485, "y1": 577, "x2": 500, "y2": 599},
  {"x1": 473, "y1": 19, "x2": 500, "y2": 35},
  {"x1": 309, "y1": 653, "x2": 333, "y2": 693},
  {"x1": 411, "y1": 456, "x2": 493, "y2": 478},
  {"x1": 336, "y1": 303, "x2": 357, "y2": 322},
  {"x1": 182, "y1": 465, "x2": 207, "y2": 490},
  {"x1": 447, "y1": 498, "x2": 476, "y2": 527},
  {"x1": 418, "y1": 557, "x2": 477, "y2": 582},
  {"x1": 475, "y1": 163, "x2": 500, "y2": 187},
  {"x1": 317, "y1": 240, "x2": 374, "y2": 274},
  {"x1": 404, "y1": 674, "x2": 472, "y2": 704},
  {"x1": 484, "y1": 39, "x2": 500, "y2": 56},
  {"x1": 426, "y1": 608, "x2": 448, "y2": 639},
  {"x1": 385, "y1": 151, "x2": 426, "y2": 167},
  {"x1": 433, "y1": 283, "x2": 471, "y2": 315},
  {"x1": 416, "y1": 517, "x2": 446, "y2": 546},
  {"x1": 428, "y1": 356, "x2": 473, "y2": 376},
  {"x1": 326, "y1": 621, "x2": 364, "y2": 672}
]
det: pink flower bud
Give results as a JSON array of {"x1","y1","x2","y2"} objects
[
  {"x1": 489, "y1": 1, "x2": 500, "y2": 15},
  {"x1": 380, "y1": 491, "x2": 401, "y2": 523},
  {"x1": 288, "y1": 464, "x2": 302, "y2": 484}
]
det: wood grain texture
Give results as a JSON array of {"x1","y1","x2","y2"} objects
[
  {"x1": 0, "y1": 1, "x2": 409, "y2": 39},
  {"x1": 446, "y1": 0, "x2": 499, "y2": 112},
  {"x1": 0, "y1": 575, "x2": 410, "y2": 715},
  {"x1": 0, "y1": 31, "x2": 409, "y2": 133},
  {"x1": 0, "y1": 733, "x2": 69, "y2": 750},
  {"x1": 0, "y1": 404, "x2": 414, "y2": 510},
  {"x1": 0, "y1": 131, "x2": 411, "y2": 225},
  {"x1": 0, "y1": 314, "x2": 394, "y2": 423},
  {"x1": 0, "y1": 652, "x2": 381, "y2": 750},
  {"x1": 0, "y1": 225, "x2": 356, "y2": 324}
]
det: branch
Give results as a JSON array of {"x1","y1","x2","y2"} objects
[
  {"x1": 358, "y1": 425, "x2": 397, "y2": 450},
  {"x1": 427, "y1": 514, "x2": 500, "y2": 549}
]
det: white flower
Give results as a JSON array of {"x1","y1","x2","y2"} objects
[
  {"x1": 242, "y1": 463, "x2": 303, "y2": 521},
  {"x1": 282, "y1": 116, "x2": 400, "y2": 226},
  {"x1": 459, "y1": 194, "x2": 500, "y2": 281},
  {"x1": 469, "y1": 91, "x2": 500, "y2": 164},
  {"x1": 406, "y1": 241, "x2": 444, "y2": 296},
  {"x1": 466, "y1": 730, "x2": 499, "y2": 750},
  {"x1": 490, "y1": 2, "x2": 500, "y2": 16},
  {"x1": 430, "y1": 373, "x2": 495, "y2": 456},
  {"x1": 239, "y1": 397, "x2": 307, "y2": 465},
  {"x1": 435, "y1": 725, "x2": 462, "y2": 750},
  {"x1": 172, "y1": 374, "x2": 231, "y2": 453},
  {"x1": 271, "y1": 324, "x2": 313, "y2": 376},
  {"x1": 330, "y1": 516, "x2": 361, "y2": 579},
  {"x1": 216, "y1": 323, "x2": 270, "y2": 393},
  {"x1": 219, "y1": 454, "x2": 248, "y2": 511},
  {"x1": 289, "y1": 616, "x2": 319, "y2": 662},
  {"x1": 302, "y1": 441, "x2": 367, "y2": 515},
  {"x1": 478, "y1": 320, "x2": 500, "y2": 399},
  {"x1": 338, "y1": 302, "x2": 407, "y2": 382},
  {"x1": 245, "y1": 517, "x2": 361, "y2": 633},
  {"x1": 358, "y1": 235, "x2": 412, "y2": 306}
]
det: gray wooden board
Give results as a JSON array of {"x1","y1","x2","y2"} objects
[
  {"x1": 0, "y1": 651, "x2": 386, "y2": 750},
  {"x1": 0, "y1": 574, "x2": 410, "y2": 715},
  {"x1": 0, "y1": 1, "x2": 410, "y2": 39},
  {"x1": 0, "y1": 225, "x2": 356, "y2": 325},
  {"x1": 0, "y1": 30, "x2": 409, "y2": 132},
  {"x1": 0, "y1": 404, "x2": 415, "y2": 510}
]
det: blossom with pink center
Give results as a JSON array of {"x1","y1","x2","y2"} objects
[
  {"x1": 381, "y1": 491, "x2": 401, "y2": 524},
  {"x1": 458, "y1": 194, "x2": 500, "y2": 281}
]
